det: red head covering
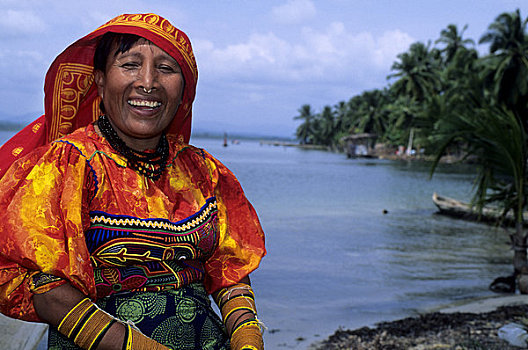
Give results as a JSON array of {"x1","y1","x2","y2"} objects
[{"x1": 0, "y1": 13, "x2": 198, "y2": 177}]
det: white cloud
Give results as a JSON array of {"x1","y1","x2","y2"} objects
[
  {"x1": 0, "y1": 49, "x2": 46, "y2": 84},
  {"x1": 196, "y1": 22, "x2": 415, "y2": 88},
  {"x1": 299, "y1": 23, "x2": 415, "y2": 70},
  {"x1": 373, "y1": 30, "x2": 415, "y2": 67},
  {"x1": 195, "y1": 32, "x2": 292, "y2": 76},
  {"x1": 272, "y1": 0, "x2": 316, "y2": 24},
  {"x1": 0, "y1": 10, "x2": 47, "y2": 36}
]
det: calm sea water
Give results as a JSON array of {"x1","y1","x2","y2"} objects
[
  {"x1": 0, "y1": 131, "x2": 513, "y2": 349},
  {"x1": 193, "y1": 137, "x2": 512, "y2": 350}
]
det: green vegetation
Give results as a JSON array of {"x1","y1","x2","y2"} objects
[
  {"x1": 294, "y1": 9, "x2": 528, "y2": 292},
  {"x1": 294, "y1": 9, "x2": 527, "y2": 155}
]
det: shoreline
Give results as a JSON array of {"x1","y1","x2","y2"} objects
[
  {"x1": 429, "y1": 294, "x2": 528, "y2": 314},
  {"x1": 310, "y1": 294, "x2": 528, "y2": 350}
]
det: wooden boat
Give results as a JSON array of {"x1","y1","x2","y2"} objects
[{"x1": 432, "y1": 192, "x2": 525, "y2": 226}]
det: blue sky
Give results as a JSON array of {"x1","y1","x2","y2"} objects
[{"x1": 1, "y1": 0, "x2": 528, "y2": 138}]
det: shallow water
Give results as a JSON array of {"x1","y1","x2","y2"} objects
[{"x1": 194, "y1": 137, "x2": 512, "y2": 349}]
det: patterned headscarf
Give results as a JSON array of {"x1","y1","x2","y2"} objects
[{"x1": 0, "y1": 13, "x2": 198, "y2": 177}]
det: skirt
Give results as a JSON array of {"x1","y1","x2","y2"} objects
[{"x1": 47, "y1": 283, "x2": 229, "y2": 350}]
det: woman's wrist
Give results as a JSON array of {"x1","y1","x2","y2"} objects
[
  {"x1": 57, "y1": 297, "x2": 117, "y2": 350},
  {"x1": 214, "y1": 282, "x2": 264, "y2": 350}
]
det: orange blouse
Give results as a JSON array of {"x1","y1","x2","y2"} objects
[{"x1": 0, "y1": 123, "x2": 265, "y2": 321}]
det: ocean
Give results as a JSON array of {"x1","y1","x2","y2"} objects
[{"x1": 194, "y1": 137, "x2": 512, "y2": 349}]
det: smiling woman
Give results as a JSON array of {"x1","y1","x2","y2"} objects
[
  {"x1": 0, "y1": 13, "x2": 266, "y2": 350},
  {"x1": 94, "y1": 34, "x2": 185, "y2": 150}
]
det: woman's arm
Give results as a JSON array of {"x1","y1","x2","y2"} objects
[
  {"x1": 33, "y1": 283, "x2": 124, "y2": 350},
  {"x1": 211, "y1": 275, "x2": 251, "y2": 311},
  {"x1": 213, "y1": 275, "x2": 264, "y2": 350},
  {"x1": 34, "y1": 283, "x2": 169, "y2": 350}
]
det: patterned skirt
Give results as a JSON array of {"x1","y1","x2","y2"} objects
[{"x1": 47, "y1": 283, "x2": 229, "y2": 349}]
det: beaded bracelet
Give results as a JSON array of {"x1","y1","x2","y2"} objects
[
  {"x1": 214, "y1": 283, "x2": 264, "y2": 350},
  {"x1": 58, "y1": 298, "x2": 115, "y2": 350},
  {"x1": 57, "y1": 297, "x2": 170, "y2": 350}
]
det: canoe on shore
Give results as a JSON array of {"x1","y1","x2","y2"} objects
[{"x1": 432, "y1": 192, "x2": 527, "y2": 227}]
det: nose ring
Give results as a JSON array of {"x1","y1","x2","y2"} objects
[{"x1": 142, "y1": 87, "x2": 152, "y2": 94}]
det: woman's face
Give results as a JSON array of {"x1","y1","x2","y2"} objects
[{"x1": 94, "y1": 38, "x2": 184, "y2": 150}]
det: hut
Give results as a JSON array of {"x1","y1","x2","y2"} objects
[{"x1": 341, "y1": 133, "x2": 377, "y2": 158}]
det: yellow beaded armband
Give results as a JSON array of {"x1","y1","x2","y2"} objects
[
  {"x1": 214, "y1": 283, "x2": 264, "y2": 350},
  {"x1": 58, "y1": 298, "x2": 170, "y2": 350},
  {"x1": 57, "y1": 298, "x2": 115, "y2": 350}
]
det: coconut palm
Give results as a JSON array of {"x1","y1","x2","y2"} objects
[
  {"x1": 442, "y1": 46, "x2": 480, "y2": 95},
  {"x1": 388, "y1": 41, "x2": 443, "y2": 102},
  {"x1": 295, "y1": 104, "x2": 316, "y2": 144},
  {"x1": 355, "y1": 89, "x2": 390, "y2": 138},
  {"x1": 479, "y1": 9, "x2": 528, "y2": 119},
  {"x1": 333, "y1": 101, "x2": 350, "y2": 133},
  {"x1": 314, "y1": 105, "x2": 337, "y2": 147},
  {"x1": 383, "y1": 95, "x2": 421, "y2": 146},
  {"x1": 431, "y1": 105, "x2": 528, "y2": 292},
  {"x1": 343, "y1": 95, "x2": 367, "y2": 134},
  {"x1": 435, "y1": 24, "x2": 475, "y2": 64}
]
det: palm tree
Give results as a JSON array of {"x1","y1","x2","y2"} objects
[
  {"x1": 316, "y1": 105, "x2": 337, "y2": 147},
  {"x1": 442, "y1": 46, "x2": 480, "y2": 94},
  {"x1": 355, "y1": 89, "x2": 389, "y2": 138},
  {"x1": 343, "y1": 95, "x2": 367, "y2": 134},
  {"x1": 333, "y1": 101, "x2": 350, "y2": 133},
  {"x1": 479, "y1": 9, "x2": 528, "y2": 120},
  {"x1": 388, "y1": 41, "x2": 443, "y2": 102},
  {"x1": 383, "y1": 95, "x2": 421, "y2": 146},
  {"x1": 295, "y1": 104, "x2": 315, "y2": 144},
  {"x1": 431, "y1": 105, "x2": 528, "y2": 292},
  {"x1": 435, "y1": 24, "x2": 475, "y2": 64}
]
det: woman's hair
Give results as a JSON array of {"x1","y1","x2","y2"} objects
[
  {"x1": 94, "y1": 32, "x2": 143, "y2": 72},
  {"x1": 94, "y1": 32, "x2": 142, "y2": 113}
]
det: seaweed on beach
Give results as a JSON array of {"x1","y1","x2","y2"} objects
[{"x1": 313, "y1": 304, "x2": 528, "y2": 350}]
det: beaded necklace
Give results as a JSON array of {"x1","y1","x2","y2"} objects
[{"x1": 97, "y1": 115, "x2": 169, "y2": 181}]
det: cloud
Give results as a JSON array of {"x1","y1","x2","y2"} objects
[
  {"x1": 373, "y1": 30, "x2": 415, "y2": 67},
  {"x1": 0, "y1": 9, "x2": 47, "y2": 36},
  {"x1": 0, "y1": 48, "x2": 47, "y2": 88},
  {"x1": 271, "y1": 0, "x2": 316, "y2": 24},
  {"x1": 195, "y1": 22, "x2": 415, "y2": 89}
]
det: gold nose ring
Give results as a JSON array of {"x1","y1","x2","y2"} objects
[{"x1": 142, "y1": 87, "x2": 152, "y2": 94}]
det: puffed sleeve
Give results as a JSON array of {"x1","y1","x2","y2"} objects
[
  {"x1": 0, "y1": 141, "x2": 96, "y2": 321},
  {"x1": 200, "y1": 150, "x2": 266, "y2": 294}
]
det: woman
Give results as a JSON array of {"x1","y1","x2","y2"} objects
[{"x1": 0, "y1": 13, "x2": 265, "y2": 350}]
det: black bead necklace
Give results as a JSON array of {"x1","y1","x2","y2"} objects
[{"x1": 97, "y1": 115, "x2": 169, "y2": 181}]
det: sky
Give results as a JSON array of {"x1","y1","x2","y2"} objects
[{"x1": 1, "y1": 0, "x2": 528, "y2": 138}]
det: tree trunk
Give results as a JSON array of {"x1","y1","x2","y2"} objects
[{"x1": 512, "y1": 221, "x2": 528, "y2": 293}]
